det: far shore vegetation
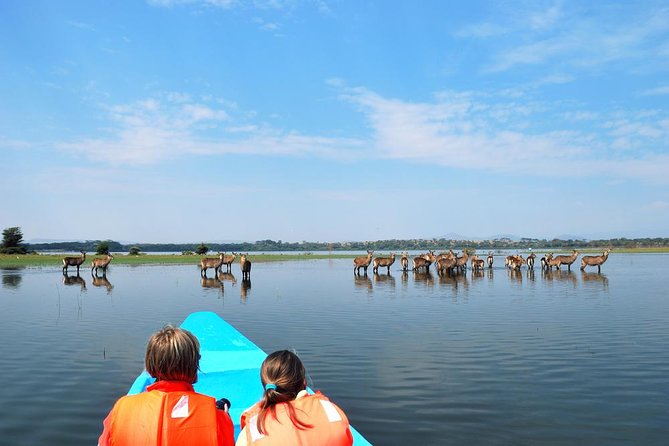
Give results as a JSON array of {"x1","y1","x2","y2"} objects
[{"x1": 2, "y1": 226, "x2": 668, "y2": 267}]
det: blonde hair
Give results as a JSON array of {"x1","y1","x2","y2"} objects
[
  {"x1": 145, "y1": 326, "x2": 200, "y2": 383},
  {"x1": 257, "y1": 350, "x2": 313, "y2": 434}
]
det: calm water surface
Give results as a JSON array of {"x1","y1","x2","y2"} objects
[{"x1": 0, "y1": 255, "x2": 668, "y2": 445}]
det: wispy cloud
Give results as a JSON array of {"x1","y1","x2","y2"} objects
[
  {"x1": 642, "y1": 85, "x2": 669, "y2": 96},
  {"x1": 57, "y1": 93, "x2": 364, "y2": 165},
  {"x1": 456, "y1": 2, "x2": 669, "y2": 73}
]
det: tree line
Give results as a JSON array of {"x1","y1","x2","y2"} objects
[{"x1": 18, "y1": 235, "x2": 669, "y2": 254}]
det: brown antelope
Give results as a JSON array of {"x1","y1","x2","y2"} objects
[
  {"x1": 412, "y1": 251, "x2": 435, "y2": 272},
  {"x1": 91, "y1": 254, "x2": 114, "y2": 275},
  {"x1": 200, "y1": 253, "x2": 224, "y2": 277},
  {"x1": 470, "y1": 255, "x2": 485, "y2": 271},
  {"x1": 455, "y1": 250, "x2": 469, "y2": 272},
  {"x1": 507, "y1": 254, "x2": 525, "y2": 271},
  {"x1": 436, "y1": 255, "x2": 456, "y2": 276},
  {"x1": 63, "y1": 251, "x2": 86, "y2": 274},
  {"x1": 551, "y1": 249, "x2": 579, "y2": 271},
  {"x1": 373, "y1": 252, "x2": 396, "y2": 274},
  {"x1": 354, "y1": 250, "x2": 374, "y2": 275},
  {"x1": 400, "y1": 252, "x2": 409, "y2": 271},
  {"x1": 487, "y1": 252, "x2": 494, "y2": 268},
  {"x1": 222, "y1": 252, "x2": 237, "y2": 272},
  {"x1": 526, "y1": 253, "x2": 536, "y2": 269},
  {"x1": 540, "y1": 253, "x2": 553, "y2": 271},
  {"x1": 240, "y1": 253, "x2": 252, "y2": 280},
  {"x1": 580, "y1": 249, "x2": 611, "y2": 272}
]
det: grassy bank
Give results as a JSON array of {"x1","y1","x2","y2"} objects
[{"x1": 0, "y1": 253, "x2": 356, "y2": 268}]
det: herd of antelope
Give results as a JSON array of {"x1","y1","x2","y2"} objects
[
  {"x1": 354, "y1": 248, "x2": 612, "y2": 275},
  {"x1": 199, "y1": 252, "x2": 252, "y2": 279}
]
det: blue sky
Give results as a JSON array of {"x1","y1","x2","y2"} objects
[{"x1": 1, "y1": 0, "x2": 668, "y2": 243}]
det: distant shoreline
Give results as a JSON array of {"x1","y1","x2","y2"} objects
[{"x1": 1, "y1": 248, "x2": 668, "y2": 268}]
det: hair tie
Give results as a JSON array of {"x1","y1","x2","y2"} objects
[{"x1": 264, "y1": 383, "x2": 277, "y2": 391}]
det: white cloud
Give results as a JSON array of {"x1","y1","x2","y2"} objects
[{"x1": 642, "y1": 85, "x2": 669, "y2": 96}]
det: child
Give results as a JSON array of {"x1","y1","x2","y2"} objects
[
  {"x1": 98, "y1": 326, "x2": 235, "y2": 446},
  {"x1": 237, "y1": 350, "x2": 353, "y2": 446}
]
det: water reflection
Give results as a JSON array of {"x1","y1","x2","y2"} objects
[
  {"x1": 1, "y1": 267, "x2": 23, "y2": 289},
  {"x1": 438, "y1": 271, "x2": 468, "y2": 292},
  {"x1": 413, "y1": 270, "x2": 434, "y2": 290},
  {"x1": 201, "y1": 276, "x2": 224, "y2": 295},
  {"x1": 240, "y1": 278, "x2": 251, "y2": 302},
  {"x1": 509, "y1": 268, "x2": 523, "y2": 284},
  {"x1": 354, "y1": 274, "x2": 372, "y2": 294},
  {"x1": 542, "y1": 269, "x2": 577, "y2": 287},
  {"x1": 373, "y1": 272, "x2": 395, "y2": 289},
  {"x1": 581, "y1": 271, "x2": 609, "y2": 290},
  {"x1": 62, "y1": 273, "x2": 87, "y2": 291},
  {"x1": 527, "y1": 269, "x2": 536, "y2": 282},
  {"x1": 91, "y1": 274, "x2": 114, "y2": 294},
  {"x1": 219, "y1": 271, "x2": 237, "y2": 286}
]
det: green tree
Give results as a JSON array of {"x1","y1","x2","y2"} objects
[
  {"x1": 96, "y1": 241, "x2": 110, "y2": 255},
  {"x1": 128, "y1": 246, "x2": 141, "y2": 256},
  {"x1": 1, "y1": 227, "x2": 27, "y2": 254},
  {"x1": 195, "y1": 243, "x2": 209, "y2": 255}
]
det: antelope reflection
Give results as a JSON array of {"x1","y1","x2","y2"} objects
[
  {"x1": 413, "y1": 270, "x2": 434, "y2": 289},
  {"x1": 581, "y1": 271, "x2": 609, "y2": 289},
  {"x1": 91, "y1": 274, "x2": 113, "y2": 294},
  {"x1": 373, "y1": 272, "x2": 396, "y2": 288},
  {"x1": 62, "y1": 272, "x2": 87, "y2": 291},
  {"x1": 542, "y1": 269, "x2": 577, "y2": 287},
  {"x1": 201, "y1": 276, "x2": 224, "y2": 294},
  {"x1": 240, "y1": 278, "x2": 251, "y2": 302},
  {"x1": 354, "y1": 274, "x2": 372, "y2": 293},
  {"x1": 219, "y1": 271, "x2": 237, "y2": 286},
  {"x1": 1, "y1": 267, "x2": 23, "y2": 289},
  {"x1": 438, "y1": 269, "x2": 468, "y2": 292}
]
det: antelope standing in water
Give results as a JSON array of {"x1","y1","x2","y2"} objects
[
  {"x1": 354, "y1": 250, "x2": 374, "y2": 275},
  {"x1": 540, "y1": 253, "x2": 553, "y2": 271},
  {"x1": 91, "y1": 254, "x2": 114, "y2": 275},
  {"x1": 507, "y1": 254, "x2": 525, "y2": 271},
  {"x1": 455, "y1": 250, "x2": 469, "y2": 273},
  {"x1": 551, "y1": 250, "x2": 579, "y2": 271},
  {"x1": 63, "y1": 251, "x2": 86, "y2": 274},
  {"x1": 580, "y1": 249, "x2": 611, "y2": 272},
  {"x1": 487, "y1": 252, "x2": 494, "y2": 269},
  {"x1": 222, "y1": 252, "x2": 237, "y2": 272},
  {"x1": 470, "y1": 255, "x2": 485, "y2": 271},
  {"x1": 400, "y1": 252, "x2": 409, "y2": 272},
  {"x1": 240, "y1": 254, "x2": 252, "y2": 280},
  {"x1": 200, "y1": 253, "x2": 224, "y2": 278},
  {"x1": 436, "y1": 251, "x2": 456, "y2": 275},
  {"x1": 526, "y1": 253, "x2": 536, "y2": 270},
  {"x1": 373, "y1": 252, "x2": 396, "y2": 274},
  {"x1": 412, "y1": 251, "x2": 435, "y2": 272}
]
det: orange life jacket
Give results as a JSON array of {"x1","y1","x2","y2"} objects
[
  {"x1": 98, "y1": 380, "x2": 234, "y2": 446},
  {"x1": 241, "y1": 392, "x2": 353, "y2": 446}
]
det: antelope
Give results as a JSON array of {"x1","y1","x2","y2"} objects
[
  {"x1": 373, "y1": 252, "x2": 396, "y2": 274},
  {"x1": 222, "y1": 252, "x2": 237, "y2": 272},
  {"x1": 400, "y1": 252, "x2": 409, "y2": 272},
  {"x1": 91, "y1": 254, "x2": 114, "y2": 275},
  {"x1": 546, "y1": 255, "x2": 563, "y2": 271},
  {"x1": 240, "y1": 253, "x2": 252, "y2": 280},
  {"x1": 507, "y1": 254, "x2": 525, "y2": 271},
  {"x1": 412, "y1": 251, "x2": 435, "y2": 272},
  {"x1": 354, "y1": 250, "x2": 374, "y2": 275},
  {"x1": 455, "y1": 250, "x2": 469, "y2": 273},
  {"x1": 200, "y1": 253, "x2": 224, "y2": 277},
  {"x1": 62, "y1": 251, "x2": 86, "y2": 274},
  {"x1": 436, "y1": 255, "x2": 456, "y2": 276},
  {"x1": 470, "y1": 255, "x2": 485, "y2": 271},
  {"x1": 580, "y1": 249, "x2": 611, "y2": 273},
  {"x1": 540, "y1": 253, "x2": 553, "y2": 271},
  {"x1": 526, "y1": 253, "x2": 536, "y2": 269},
  {"x1": 487, "y1": 252, "x2": 494, "y2": 268},
  {"x1": 551, "y1": 250, "x2": 579, "y2": 271}
]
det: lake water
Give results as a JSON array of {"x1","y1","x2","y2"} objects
[{"x1": 0, "y1": 254, "x2": 668, "y2": 445}]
